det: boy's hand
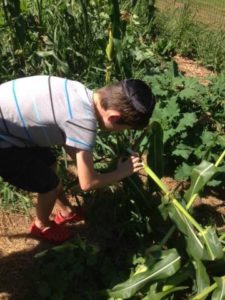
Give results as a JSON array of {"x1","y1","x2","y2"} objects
[{"x1": 117, "y1": 155, "x2": 143, "y2": 178}]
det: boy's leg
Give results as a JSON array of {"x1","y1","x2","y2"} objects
[
  {"x1": 0, "y1": 147, "x2": 74, "y2": 242},
  {"x1": 57, "y1": 188, "x2": 74, "y2": 217},
  {"x1": 35, "y1": 182, "x2": 61, "y2": 229},
  {"x1": 50, "y1": 163, "x2": 84, "y2": 222},
  {"x1": 54, "y1": 183, "x2": 85, "y2": 224},
  {"x1": 31, "y1": 181, "x2": 74, "y2": 243},
  {"x1": 50, "y1": 163, "x2": 74, "y2": 216}
]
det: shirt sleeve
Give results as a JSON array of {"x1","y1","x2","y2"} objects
[{"x1": 63, "y1": 119, "x2": 96, "y2": 151}]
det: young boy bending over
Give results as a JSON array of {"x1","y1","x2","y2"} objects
[{"x1": 0, "y1": 76, "x2": 155, "y2": 243}]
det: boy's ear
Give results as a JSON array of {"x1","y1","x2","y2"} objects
[
  {"x1": 108, "y1": 111, "x2": 121, "y2": 124},
  {"x1": 108, "y1": 115, "x2": 120, "y2": 123}
]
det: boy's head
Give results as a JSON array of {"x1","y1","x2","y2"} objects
[{"x1": 94, "y1": 79, "x2": 155, "y2": 130}]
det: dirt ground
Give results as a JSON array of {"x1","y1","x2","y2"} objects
[
  {"x1": 0, "y1": 208, "x2": 42, "y2": 300},
  {"x1": 173, "y1": 54, "x2": 215, "y2": 84},
  {"x1": 0, "y1": 56, "x2": 223, "y2": 300},
  {"x1": 0, "y1": 198, "x2": 88, "y2": 300}
]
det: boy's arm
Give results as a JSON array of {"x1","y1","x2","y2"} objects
[{"x1": 64, "y1": 146, "x2": 142, "y2": 191}]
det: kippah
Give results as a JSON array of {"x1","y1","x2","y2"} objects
[{"x1": 121, "y1": 79, "x2": 155, "y2": 115}]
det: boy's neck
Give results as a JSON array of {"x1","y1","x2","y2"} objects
[{"x1": 93, "y1": 92, "x2": 103, "y2": 126}]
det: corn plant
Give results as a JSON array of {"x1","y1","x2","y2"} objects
[
  {"x1": 27, "y1": 125, "x2": 225, "y2": 300},
  {"x1": 105, "y1": 149, "x2": 225, "y2": 299}
]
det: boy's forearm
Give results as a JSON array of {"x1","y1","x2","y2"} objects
[
  {"x1": 65, "y1": 146, "x2": 141, "y2": 192},
  {"x1": 65, "y1": 147, "x2": 124, "y2": 191},
  {"x1": 80, "y1": 168, "x2": 125, "y2": 191}
]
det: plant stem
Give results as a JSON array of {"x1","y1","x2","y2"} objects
[
  {"x1": 191, "y1": 282, "x2": 217, "y2": 300},
  {"x1": 142, "y1": 162, "x2": 219, "y2": 259},
  {"x1": 219, "y1": 233, "x2": 225, "y2": 241},
  {"x1": 172, "y1": 198, "x2": 203, "y2": 232},
  {"x1": 143, "y1": 163, "x2": 203, "y2": 231},
  {"x1": 215, "y1": 149, "x2": 225, "y2": 167},
  {"x1": 186, "y1": 193, "x2": 198, "y2": 210},
  {"x1": 186, "y1": 149, "x2": 225, "y2": 209},
  {"x1": 143, "y1": 163, "x2": 169, "y2": 194},
  {"x1": 160, "y1": 225, "x2": 176, "y2": 247}
]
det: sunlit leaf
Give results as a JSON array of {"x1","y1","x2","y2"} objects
[
  {"x1": 107, "y1": 249, "x2": 181, "y2": 299},
  {"x1": 184, "y1": 161, "x2": 217, "y2": 203},
  {"x1": 168, "y1": 205, "x2": 223, "y2": 261},
  {"x1": 211, "y1": 277, "x2": 225, "y2": 300},
  {"x1": 147, "y1": 285, "x2": 188, "y2": 300}
]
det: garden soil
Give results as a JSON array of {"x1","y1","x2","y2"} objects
[{"x1": 0, "y1": 56, "x2": 224, "y2": 300}]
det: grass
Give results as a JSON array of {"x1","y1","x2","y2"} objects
[
  {"x1": 154, "y1": 0, "x2": 225, "y2": 73},
  {"x1": 155, "y1": 0, "x2": 225, "y2": 28}
]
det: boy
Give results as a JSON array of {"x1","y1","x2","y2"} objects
[{"x1": 0, "y1": 76, "x2": 155, "y2": 243}]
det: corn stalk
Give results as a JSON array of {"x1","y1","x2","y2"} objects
[{"x1": 142, "y1": 151, "x2": 225, "y2": 261}]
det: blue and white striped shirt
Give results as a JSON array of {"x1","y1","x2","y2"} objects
[{"x1": 0, "y1": 75, "x2": 97, "y2": 151}]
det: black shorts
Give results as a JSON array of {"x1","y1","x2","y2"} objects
[{"x1": 0, "y1": 147, "x2": 60, "y2": 193}]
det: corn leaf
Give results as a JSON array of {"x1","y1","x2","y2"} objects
[
  {"x1": 190, "y1": 276, "x2": 225, "y2": 300},
  {"x1": 144, "y1": 162, "x2": 223, "y2": 260},
  {"x1": 162, "y1": 263, "x2": 193, "y2": 291},
  {"x1": 199, "y1": 227, "x2": 224, "y2": 260},
  {"x1": 191, "y1": 284, "x2": 217, "y2": 300},
  {"x1": 192, "y1": 260, "x2": 210, "y2": 299},
  {"x1": 184, "y1": 161, "x2": 217, "y2": 203},
  {"x1": 35, "y1": 242, "x2": 76, "y2": 258},
  {"x1": 107, "y1": 249, "x2": 181, "y2": 299},
  {"x1": 211, "y1": 277, "x2": 225, "y2": 300},
  {"x1": 106, "y1": 28, "x2": 113, "y2": 62},
  {"x1": 168, "y1": 205, "x2": 223, "y2": 260},
  {"x1": 168, "y1": 204, "x2": 205, "y2": 260},
  {"x1": 148, "y1": 121, "x2": 164, "y2": 178},
  {"x1": 146, "y1": 283, "x2": 188, "y2": 300}
]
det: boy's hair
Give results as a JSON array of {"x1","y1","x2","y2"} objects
[{"x1": 97, "y1": 79, "x2": 155, "y2": 129}]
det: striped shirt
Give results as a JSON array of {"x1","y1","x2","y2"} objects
[{"x1": 0, "y1": 75, "x2": 97, "y2": 151}]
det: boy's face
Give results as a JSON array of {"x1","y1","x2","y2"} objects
[
  {"x1": 93, "y1": 91, "x2": 131, "y2": 131},
  {"x1": 101, "y1": 120, "x2": 130, "y2": 131},
  {"x1": 97, "y1": 109, "x2": 130, "y2": 131}
]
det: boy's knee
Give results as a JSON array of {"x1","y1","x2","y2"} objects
[{"x1": 38, "y1": 178, "x2": 61, "y2": 195}]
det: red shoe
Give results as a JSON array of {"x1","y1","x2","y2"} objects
[
  {"x1": 54, "y1": 207, "x2": 85, "y2": 225},
  {"x1": 29, "y1": 222, "x2": 74, "y2": 243}
]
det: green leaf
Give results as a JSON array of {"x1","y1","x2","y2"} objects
[
  {"x1": 193, "y1": 260, "x2": 210, "y2": 299},
  {"x1": 179, "y1": 87, "x2": 197, "y2": 99},
  {"x1": 107, "y1": 249, "x2": 181, "y2": 299},
  {"x1": 176, "y1": 113, "x2": 197, "y2": 133},
  {"x1": 170, "y1": 60, "x2": 180, "y2": 77},
  {"x1": 162, "y1": 263, "x2": 193, "y2": 291},
  {"x1": 168, "y1": 205, "x2": 223, "y2": 261},
  {"x1": 168, "y1": 204, "x2": 205, "y2": 260},
  {"x1": 148, "y1": 121, "x2": 164, "y2": 178},
  {"x1": 211, "y1": 277, "x2": 225, "y2": 300},
  {"x1": 184, "y1": 161, "x2": 217, "y2": 203},
  {"x1": 143, "y1": 162, "x2": 221, "y2": 259},
  {"x1": 175, "y1": 162, "x2": 193, "y2": 180},
  {"x1": 147, "y1": 284, "x2": 188, "y2": 300},
  {"x1": 172, "y1": 143, "x2": 193, "y2": 159},
  {"x1": 191, "y1": 284, "x2": 217, "y2": 300}
]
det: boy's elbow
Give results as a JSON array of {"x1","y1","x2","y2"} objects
[
  {"x1": 79, "y1": 181, "x2": 94, "y2": 192},
  {"x1": 78, "y1": 171, "x2": 100, "y2": 191}
]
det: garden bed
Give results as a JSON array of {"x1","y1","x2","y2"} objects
[
  {"x1": 0, "y1": 181, "x2": 225, "y2": 299},
  {"x1": 0, "y1": 57, "x2": 224, "y2": 300}
]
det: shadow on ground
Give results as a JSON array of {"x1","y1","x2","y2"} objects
[{"x1": 0, "y1": 210, "x2": 87, "y2": 300}]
